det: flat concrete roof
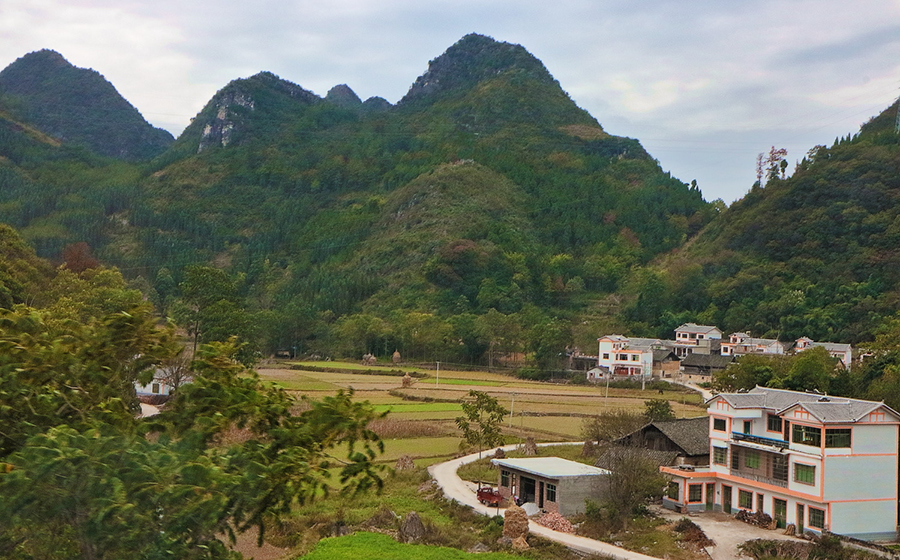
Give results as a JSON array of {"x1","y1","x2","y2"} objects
[{"x1": 491, "y1": 457, "x2": 610, "y2": 478}]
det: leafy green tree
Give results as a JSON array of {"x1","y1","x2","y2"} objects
[
  {"x1": 599, "y1": 446, "x2": 668, "y2": 530},
  {"x1": 644, "y1": 399, "x2": 675, "y2": 421},
  {"x1": 0, "y1": 303, "x2": 175, "y2": 455},
  {"x1": 455, "y1": 390, "x2": 508, "y2": 458}
]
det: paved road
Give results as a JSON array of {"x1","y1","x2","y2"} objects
[
  {"x1": 138, "y1": 403, "x2": 160, "y2": 418},
  {"x1": 428, "y1": 444, "x2": 661, "y2": 560}
]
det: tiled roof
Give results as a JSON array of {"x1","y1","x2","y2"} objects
[
  {"x1": 595, "y1": 448, "x2": 681, "y2": 470},
  {"x1": 651, "y1": 417, "x2": 711, "y2": 456},
  {"x1": 680, "y1": 353, "x2": 734, "y2": 368},
  {"x1": 676, "y1": 323, "x2": 721, "y2": 335},
  {"x1": 713, "y1": 386, "x2": 899, "y2": 424}
]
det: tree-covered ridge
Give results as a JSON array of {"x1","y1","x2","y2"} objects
[
  {"x1": 0, "y1": 49, "x2": 173, "y2": 160},
  {"x1": 0, "y1": 34, "x2": 712, "y2": 366},
  {"x1": 624, "y1": 100, "x2": 900, "y2": 343}
]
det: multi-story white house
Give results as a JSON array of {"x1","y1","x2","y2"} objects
[
  {"x1": 662, "y1": 387, "x2": 900, "y2": 541},
  {"x1": 794, "y1": 337, "x2": 853, "y2": 368},
  {"x1": 720, "y1": 332, "x2": 787, "y2": 357},
  {"x1": 673, "y1": 323, "x2": 722, "y2": 357},
  {"x1": 596, "y1": 335, "x2": 658, "y2": 377}
]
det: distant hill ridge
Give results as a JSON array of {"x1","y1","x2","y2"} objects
[{"x1": 0, "y1": 49, "x2": 173, "y2": 160}]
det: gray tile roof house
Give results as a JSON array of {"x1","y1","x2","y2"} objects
[
  {"x1": 715, "y1": 386, "x2": 899, "y2": 424},
  {"x1": 610, "y1": 416, "x2": 710, "y2": 465}
]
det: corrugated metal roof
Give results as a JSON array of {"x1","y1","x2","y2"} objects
[{"x1": 491, "y1": 457, "x2": 610, "y2": 478}]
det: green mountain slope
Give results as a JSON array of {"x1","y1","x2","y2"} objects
[
  {"x1": 0, "y1": 49, "x2": 173, "y2": 160},
  {"x1": 0, "y1": 34, "x2": 713, "y2": 364},
  {"x1": 630, "y1": 100, "x2": 900, "y2": 343}
]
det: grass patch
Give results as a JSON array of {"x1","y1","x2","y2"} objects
[
  {"x1": 299, "y1": 532, "x2": 521, "y2": 560},
  {"x1": 373, "y1": 403, "x2": 462, "y2": 413}
]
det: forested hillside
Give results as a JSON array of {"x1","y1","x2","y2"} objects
[
  {"x1": 0, "y1": 49, "x2": 173, "y2": 160},
  {"x1": 624, "y1": 100, "x2": 900, "y2": 344},
  {"x1": 0, "y1": 34, "x2": 713, "y2": 369}
]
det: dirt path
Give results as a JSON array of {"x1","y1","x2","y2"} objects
[{"x1": 652, "y1": 506, "x2": 798, "y2": 560}]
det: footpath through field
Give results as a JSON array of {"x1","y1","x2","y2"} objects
[{"x1": 429, "y1": 443, "x2": 661, "y2": 560}]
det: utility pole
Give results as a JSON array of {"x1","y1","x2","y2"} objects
[
  {"x1": 509, "y1": 392, "x2": 516, "y2": 428},
  {"x1": 436, "y1": 361, "x2": 440, "y2": 385}
]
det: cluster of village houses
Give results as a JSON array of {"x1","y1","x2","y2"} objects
[
  {"x1": 569, "y1": 323, "x2": 854, "y2": 384},
  {"x1": 493, "y1": 325, "x2": 897, "y2": 542}
]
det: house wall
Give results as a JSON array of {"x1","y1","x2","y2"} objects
[
  {"x1": 830, "y1": 501, "x2": 898, "y2": 540},
  {"x1": 496, "y1": 468, "x2": 607, "y2": 516},
  {"x1": 558, "y1": 475, "x2": 608, "y2": 516},
  {"x1": 823, "y1": 455, "x2": 896, "y2": 502}
]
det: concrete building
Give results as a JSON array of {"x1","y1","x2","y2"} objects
[
  {"x1": 596, "y1": 335, "x2": 661, "y2": 378},
  {"x1": 673, "y1": 323, "x2": 723, "y2": 357},
  {"x1": 662, "y1": 387, "x2": 900, "y2": 541},
  {"x1": 720, "y1": 332, "x2": 787, "y2": 357},
  {"x1": 492, "y1": 457, "x2": 610, "y2": 516},
  {"x1": 794, "y1": 337, "x2": 853, "y2": 368}
]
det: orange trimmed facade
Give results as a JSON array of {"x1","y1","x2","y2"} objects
[{"x1": 662, "y1": 387, "x2": 900, "y2": 541}]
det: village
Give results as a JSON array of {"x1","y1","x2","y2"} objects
[{"x1": 418, "y1": 323, "x2": 897, "y2": 559}]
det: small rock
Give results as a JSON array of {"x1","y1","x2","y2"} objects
[
  {"x1": 493, "y1": 448, "x2": 506, "y2": 459},
  {"x1": 400, "y1": 511, "x2": 426, "y2": 543},
  {"x1": 467, "y1": 542, "x2": 491, "y2": 553}
]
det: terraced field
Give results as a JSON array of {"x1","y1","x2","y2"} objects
[{"x1": 257, "y1": 361, "x2": 705, "y2": 460}]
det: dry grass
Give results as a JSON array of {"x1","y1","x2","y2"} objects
[{"x1": 368, "y1": 418, "x2": 452, "y2": 439}]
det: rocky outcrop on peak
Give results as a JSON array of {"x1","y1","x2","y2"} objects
[
  {"x1": 325, "y1": 84, "x2": 362, "y2": 108},
  {"x1": 195, "y1": 72, "x2": 319, "y2": 152},
  {"x1": 361, "y1": 96, "x2": 392, "y2": 113},
  {"x1": 400, "y1": 33, "x2": 553, "y2": 104}
]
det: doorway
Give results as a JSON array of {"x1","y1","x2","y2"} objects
[
  {"x1": 706, "y1": 483, "x2": 715, "y2": 511},
  {"x1": 521, "y1": 477, "x2": 536, "y2": 504},
  {"x1": 797, "y1": 504, "x2": 805, "y2": 534},
  {"x1": 538, "y1": 481, "x2": 545, "y2": 508},
  {"x1": 723, "y1": 485, "x2": 732, "y2": 514},
  {"x1": 774, "y1": 498, "x2": 787, "y2": 528}
]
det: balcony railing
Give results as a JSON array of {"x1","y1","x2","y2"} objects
[
  {"x1": 730, "y1": 469, "x2": 788, "y2": 488},
  {"x1": 732, "y1": 432, "x2": 789, "y2": 449}
]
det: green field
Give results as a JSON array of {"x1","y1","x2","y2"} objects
[{"x1": 300, "y1": 532, "x2": 520, "y2": 560}]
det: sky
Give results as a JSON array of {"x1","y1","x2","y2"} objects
[{"x1": 2, "y1": 0, "x2": 899, "y2": 203}]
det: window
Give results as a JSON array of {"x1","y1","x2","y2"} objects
[
  {"x1": 794, "y1": 463, "x2": 816, "y2": 485},
  {"x1": 739, "y1": 489, "x2": 753, "y2": 509},
  {"x1": 546, "y1": 483, "x2": 556, "y2": 502},
  {"x1": 688, "y1": 484, "x2": 702, "y2": 503},
  {"x1": 667, "y1": 481, "x2": 679, "y2": 500},
  {"x1": 151, "y1": 383, "x2": 160, "y2": 394},
  {"x1": 713, "y1": 447, "x2": 727, "y2": 465},
  {"x1": 792, "y1": 424, "x2": 822, "y2": 447},
  {"x1": 825, "y1": 428, "x2": 851, "y2": 448},
  {"x1": 808, "y1": 507, "x2": 825, "y2": 529},
  {"x1": 618, "y1": 353, "x2": 628, "y2": 361},
  {"x1": 602, "y1": 353, "x2": 609, "y2": 360},
  {"x1": 767, "y1": 414, "x2": 783, "y2": 432},
  {"x1": 743, "y1": 420, "x2": 751, "y2": 434},
  {"x1": 713, "y1": 417, "x2": 727, "y2": 432},
  {"x1": 501, "y1": 470, "x2": 510, "y2": 487},
  {"x1": 731, "y1": 447, "x2": 741, "y2": 470},
  {"x1": 631, "y1": 354, "x2": 639, "y2": 361},
  {"x1": 744, "y1": 450, "x2": 760, "y2": 469}
]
